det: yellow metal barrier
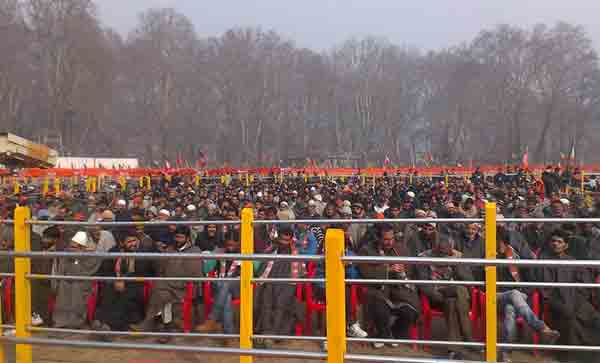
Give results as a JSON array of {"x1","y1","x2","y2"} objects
[
  {"x1": 6, "y1": 203, "x2": 510, "y2": 363},
  {"x1": 325, "y1": 229, "x2": 346, "y2": 363},
  {"x1": 485, "y1": 203, "x2": 497, "y2": 362},
  {"x1": 240, "y1": 208, "x2": 254, "y2": 363},
  {"x1": 14, "y1": 207, "x2": 32, "y2": 363}
]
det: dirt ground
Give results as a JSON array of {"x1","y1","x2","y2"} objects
[{"x1": 1, "y1": 336, "x2": 561, "y2": 363}]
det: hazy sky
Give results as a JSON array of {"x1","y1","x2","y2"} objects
[{"x1": 96, "y1": 0, "x2": 600, "y2": 51}]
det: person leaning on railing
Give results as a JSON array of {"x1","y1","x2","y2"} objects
[
  {"x1": 358, "y1": 223, "x2": 420, "y2": 349},
  {"x1": 416, "y1": 234, "x2": 474, "y2": 360},
  {"x1": 539, "y1": 230, "x2": 600, "y2": 362}
]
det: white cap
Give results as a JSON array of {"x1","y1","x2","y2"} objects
[
  {"x1": 314, "y1": 194, "x2": 323, "y2": 202},
  {"x1": 310, "y1": 187, "x2": 316, "y2": 192},
  {"x1": 308, "y1": 200, "x2": 317, "y2": 207},
  {"x1": 117, "y1": 199, "x2": 127, "y2": 206},
  {"x1": 407, "y1": 191, "x2": 416, "y2": 198},
  {"x1": 159, "y1": 209, "x2": 171, "y2": 216},
  {"x1": 559, "y1": 198, "x2": 570, "y2": 205},
  {"x1": 257, "y1": 192, "x2": 263, "y2": 198},
  {"x1": 280, "y1": 201, "x2": 289, "y2": 208},
  {"x1": 71, "y1": 231, "x2": 88, "y2": 247},
  {"x1": 292, "y1": 190, "x2": 298, "y2": 195},
  {"x1": 239, "y1": 191, "x2": 245, "y2": 196},
  {"x1": 343, "y1": 200, "x2": 351, "y2": 207},
  {"x1": 186, "y1": 205, "x2": 197, "y2": 212}
]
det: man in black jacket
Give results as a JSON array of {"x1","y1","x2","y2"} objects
[{"x1": 92, "y1": 229, "x2": 156, "y2": 333}]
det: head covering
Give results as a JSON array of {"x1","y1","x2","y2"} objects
[
  {"x1": 159, "y1": 209, "x2": 171, "y2": 217},
  {"x1": 314, "y1": 194, "x2": 323, "y2": 202},
  {"x1": 117, "y1": 199, "x2": 127, "y2": 207},
  {"x1": 186, "y1": 204, "x2": 197, "y2": 212},
  {"x1": 71, "y1": 231, "x2": 88, "y2": 247}
]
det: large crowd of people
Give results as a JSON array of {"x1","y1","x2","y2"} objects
[{"x1": 0, "y1": 166, "x2": 599, "y2": 362}]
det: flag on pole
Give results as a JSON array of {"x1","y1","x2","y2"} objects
[
  {"x1": 522, "y1": 146, "x2": 529, "y2": 170},
  {"x1": 196, "y1": 151, "x2": 207, "y2": 169},
  {"x1": 569, "y1": 142, "x2": 576, "y2": 161},
  {"x1": 383, "y1": 154, "x2": 391, "y2": 167}
]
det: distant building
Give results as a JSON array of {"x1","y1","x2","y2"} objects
[
  {"x1": 0, "y1": 132, "x2": 58, "y2": 168},
  {"x1": 55, "y1": 157, "x2": 139, "y2": 169}
]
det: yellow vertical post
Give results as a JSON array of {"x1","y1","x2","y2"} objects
[
  {"x1": 53, "y1": 177, "x2": 60, "y2": 194},
  {"x1": 325, "y1": 229, "x2": 346, "y2": 363},
  {"x1": 13, "y1": 177, "x2": 20, "y2": 195},
  {"x1": 138, "y1": 177, "x2": 144, "y2": 188},
  {"x1": 485, "y1": 202, "x2": 497, "y2": 363},
  {"x1": 581, "y1": 170, "x2": 585, "y2": 194},
  {"x1": 42, "y1": 177, "x2": 49, "y2": 197},
  {"x1": 195, "y1": 175, "x2": 201, "y2": 187},
  {"x1": 445, "y1": 173, "x2": 449, "y2": 186},
  {"x1": 91, "y1": 177, "x2": 97, "y2": 193},
  {"x1": 14, "y1": 206, "x2": 32, "y2": 363},
  {"x1": 240, "y1": 208, "x2": 254, "y2": 363}
]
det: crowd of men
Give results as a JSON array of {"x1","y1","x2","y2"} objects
[{"x1": 0, "y1": 166, "x2": 599, "y2": 362}]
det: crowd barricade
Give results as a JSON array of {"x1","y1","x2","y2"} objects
[{"x1": 1, "y1": 205, "x2": 600, "y2": 363}]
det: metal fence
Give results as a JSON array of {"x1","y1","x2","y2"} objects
[{"x1": 0, "y1": 204, "x2": 599, "y2": 363}]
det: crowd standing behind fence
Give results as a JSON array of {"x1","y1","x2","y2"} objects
[{"x1": 0, "y1": 169, "x2": 599, "y2": 363}]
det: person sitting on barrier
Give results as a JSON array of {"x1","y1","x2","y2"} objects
[
  {"x1": 358, "y1": 223, "x2": 420, "y2": 349},
  {"x1": 495, "y1": 227, "x2": 560, "y2": 362},
  {"x1": 194, "y1": 230, "x2": 241, "y2": 335},
  {"x1": 92, "y1": 228, "x2": 157, "y2": 335},
  {"x1": 53, "y1": 231, "x2": 103, "y2": 329},
  {"x1": 539, "y1": 231, "x2": 600, "y2": 362},
  {"x1": 130, "y1": 226, "x2": 203, "y2": 332},
  {"x1": 253, "y1": 226, "x2": 306, "y2": 349},
  {"x1": 417, "y1": 234, "x2": 474, "y2": 360}
]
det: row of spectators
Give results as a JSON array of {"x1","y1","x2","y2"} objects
[{"x1": 0, "y1": 169, "x2": 599, "y2": 362}]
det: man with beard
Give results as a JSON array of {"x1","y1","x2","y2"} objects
[
  {"x1": 253, "y1": 226, "x2": 305, "y2": 348},
  {"x1": 417, "y1": 235, "x2": 474, "y2": 360},
  {"x1": 53, "y1": 232, "x2": 103, "y2": 328},
  {"x1": 130, "y1": 226, "x2": 203, "y2": 332},
  {"x1": 539, "y1": 231, "x2": 600, "y2": 362},
  {"x1": 194, "y1": 231, "x2": 241, "y2": 335},
  {"x1": 407, "y1": 220, "x2": 438, "y2": 257},
  {"x1": 92, "y1": 229, "x2": 156, "y2": 335},
  {"x1": 358, "y1": 224, "x2": 420, "y2": 348}
]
